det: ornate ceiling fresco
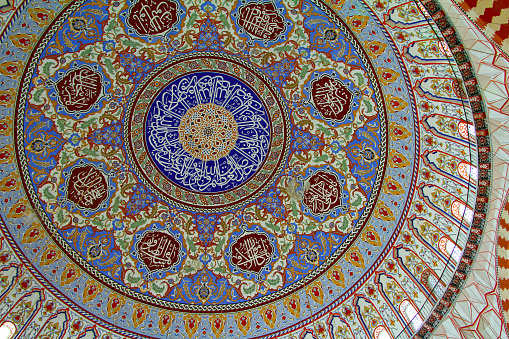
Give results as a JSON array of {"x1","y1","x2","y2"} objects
[{"x1": 0, "y1": 0, "x2": 508, "y2": 338}]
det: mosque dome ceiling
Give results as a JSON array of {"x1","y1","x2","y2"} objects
[{"x1": 0, "y1": 0, "x2": 508, "y2": 338}]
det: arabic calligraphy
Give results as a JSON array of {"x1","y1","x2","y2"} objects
[
  {"x1": 231, "y1": 233, "x2": 274, "y2": 274},
  {"x1": 145, "y1": 71, "x2": 271, "y2": 193},
  {"x1": 311, "y1": 75, "x2": 353, "y2": 122},
  {"x1": 136, "y1": 231, "x2": 181, "y2": 271},
  {"x1": 66, "y1": 165, "x2": 108, "y2": 210},
  {"x1": 303, "y1": 170, "x2": 345, "y2": 215},
  {"x1": 127, "y1": 0, "x2": 179, "y2": 36},
  {"x1": 55, "y1": 66, "x2": 102, "y2": 112},
  {"x1": 237, "y1": 2, "x2": 286, "y2": 40}
]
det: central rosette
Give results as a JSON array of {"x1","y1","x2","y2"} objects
[
  {"x1": 178, "y1": 103, "x2": 238, "y2": 161},
  {"x1": 128, "y1": 55, "x2": 290, "y2": 211}
]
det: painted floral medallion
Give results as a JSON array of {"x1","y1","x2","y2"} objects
[{"x1": 0, "y1": 0, "x2": 482, "y2": 338}]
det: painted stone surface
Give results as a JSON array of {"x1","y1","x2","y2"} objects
[{"x1": 0, "y1": 0, "x2": 489, "y2": 338}]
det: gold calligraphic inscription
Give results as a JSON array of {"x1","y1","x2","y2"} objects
[
  {"x1": 66, "y1": 165, "x2": 108, "y2": 210},
  {"x1": 127, "y1": 0, "x2": 179, "y2": 36},
  {"x1": 303, "y1": 171, "x2": 345, "y2": 215},
  {"x1": 136, "y1": 231, "x2": 181, "y2": 271},
  {"x1": 55, "y1": 66, "x2": 102, "y2": 112},
  {"x1": 237, "y1": 1, "x2": 286, "y2": 40},
  {"x1": 311, "y1": 75, "x2": 353, "y2": 122},
  {"x1": 231, "y1": 233, "x2": 274, "y2": 273}
]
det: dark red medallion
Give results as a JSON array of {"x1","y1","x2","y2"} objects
[
  {"x1": 231, "y1": 233, "x2": 273, "y2": 274},
  {"x1": 303, "y1": 171, "x2": 344, "y2": 215},
  {"x1": 56, "y1": 66, "x2": 102, "y2": 112},
  {"x1": 127, "y1": 0, "x2": 179, "y2": 36},
  {"x1": 237, "y1": 2, "x2": 286, "y2": 40},
  {"x1": 136, "y1": 231, "x2": 181, "y2": 271},
  {"x1": 311, "y1": 75, "x2": 354, "y2": 122},
  {"x1": 66, "y1": 165, "x2": 108, "y2": 210}
]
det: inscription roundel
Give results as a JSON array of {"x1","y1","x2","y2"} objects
[
  {"x1": 230, "y1": 232, "x2": 274, "y2": 274},
  {"x1": 55, "y1": 66, "x2": 102, "y2": 113},
  {"x1": 302, "y1": 170, "x2": 347, "y2": 216},
  {"x1": 310, "y1": 75, "x2": 354, "y2": 122},
  {"x1": 126, "y1": 53, "x2": 291, "y2": 211},
  {"x1": 65, "y1": 164, "x2": 108, "y2": 211},
  {"x1": 237, "y1": 1, "x2": 287, "y2": 41},
  {"x1": 127, "y1": 0, "x2": 180, "y2": 36},
  {"x1": 136, "y1": 231, "x2": 182, "y2": 272}
]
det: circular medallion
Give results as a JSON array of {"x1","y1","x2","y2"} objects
[
  {"x1": 143, "y1": 69, "x2": 271, "y2": 193},
  {"x1": 126, "y1": 54, "x2": 291, "y2": 211}
]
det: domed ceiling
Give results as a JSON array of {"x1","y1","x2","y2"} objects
[{"x1": 0, "y1": 0, "x2": 507, "y2": 338}]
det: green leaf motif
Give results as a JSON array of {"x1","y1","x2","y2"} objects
[
  {"x1": 82, "y1": 149, "x2": 99, "y2": 157},
  {"x1": 80, "y1": 118, "x2": 97, "y2": 130},
  {"x1": 214, "y1": 236, "x2": 225, "y2": 254},
  {"x1": 112, "y1": 197, "x2": 120, "y2": 214},
  {"x1": 291, "y1": 201, "x2": 298, "y2": 217},
  {"x1": 188, "y1": 236, "x2": 197, "y2": 253},
  {"x1": 126, "y1": 272, "x2": 141, "y2": 284},
  {"x1": 33, "y1": 88, "x2": 44, "y2": 103},
  {"x1": 187, "y1": 12, "x2": 197, "y2": 29},
  {"x1": 266, "y1": 222, "x2": 281, "y2": 233},
  {"x1": 275, "y1": 45, "x2": 292, "y2": 52},
  {"x1": 42, "y1": 61, "x2": 55, "y2": 77},
  {"x1": 296, "y1": 27, "x2": 306, "y2": 39},
  {"x1": 152, "y1": 283, "x2": 165, "y2": 294},
  {"x1": 314, "y1": 154, "x2": 329, "y2": 162},
  {"x1": 282, "y1": 241, "x2": 292, "y2": 253},
  {"x1": 118, "y1": 238, "x2": 129, "y2": 251},
  {"x1": 267, "y1": 275, "x2": 281, "y2": 286},
  {"x1": 56, "y1": 117, "x2": 69, "y2": 133},
  {"x1": 351, "y1": 195, "x2": 362, "y2": 207},
  {"x1": 123, "y1": 40, "x2": 142, "y2": 48},
  {"x1": 129, "y1": 219, "x2": 145, "y2": 230},
  {"x1": 243, "y1": 284, "x2": 256, "y2": 295},
  {"x1": 43, "y1": 187, "x2": 55, "y2": 200},
  {"x1": 363, "y1": 99, "x2": 373, "y2": 113},
  {"x1": 341, "y1": 217, "x2": 349, "y2": 230},
  {"x1": 305, "y1": 222, "x2": 318, "y2": 232},
  {"x1": 104, "y1": 59, "x2": 115, "y2": 75},
  {"x1": 56, "y1": 209, "x2": 64, "y2": 223},
  {"x1": 317, "y1": 124, "x2": 332, "y2": 136},
  {"x1": 105, "y1": 20, "x2": 117, "y2": 32},
  {"x1": 219, "y1": 13, "x2": 230, "y2": 30},
  {"x1": 341, "y1": 159, "x2": 348, "y2": 173},
  {"x1": 344, "y1": 127, "x2": 352, "y2": 140},
  {"x1": 300, "y1": 64, "x2": 310, "y2": 79},
  {"x1": 91, "y1": 218, "x2": 104, "y2": 227},
  {"x1": 215, "y1": 264, "x2": 227, "y2": 274},
  {"x1": 354, "y1": 73, "x2": 365, "y2": 86},
  {"x1": 61, "y1": 151, "x2": 69, "y2": 165}
]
